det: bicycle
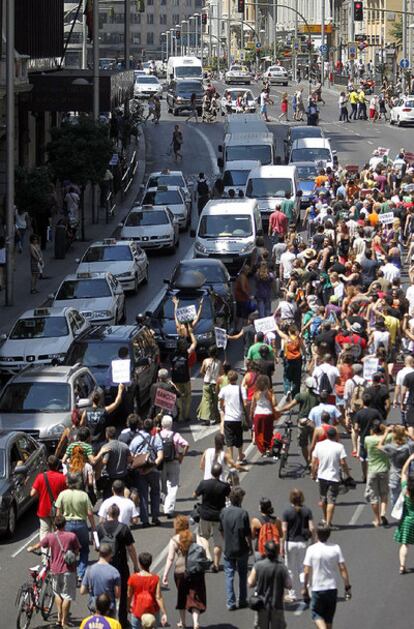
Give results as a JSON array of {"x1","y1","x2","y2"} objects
[
  {"x1": 16, "y1": 550, "x2": 54, "y2": 629},
  {"x1": 272, "y1": 390, "x2": 294, "y2": 478}
]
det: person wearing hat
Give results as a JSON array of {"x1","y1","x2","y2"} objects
[
  {"x1": 150, "y1": 368, "x2": 181, "y2": 422},
  {"x1": 279, "y1": 377, "x2": 319, "y2": 467}
]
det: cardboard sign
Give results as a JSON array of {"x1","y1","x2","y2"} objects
[
  {"x1": 363, "y1": 357, "x2": 379, "y2": 383},
  {"x1": 376, "y1": 147, "x2": 390, "y2": 157},
  {"x1": 254, "y1": 316, "x2": 277, "y2": 334},
  {"x1": 379, "y1": 212, "x2": 395, "y2": 225},
  {"x1": 111, "y1": 359, "x2": 131, "y2": 384},
  {"x1": 214, "y1": 327, "x2": 228, "y2": 349},
  {"x1": 176, "y1": 304, "x2": 197, "y2": 323},
  {"x1": 154, "y1": 387, "x2": 177, "y2": 411}
]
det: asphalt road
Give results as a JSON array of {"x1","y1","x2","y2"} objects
[{"x1": 1, "y1": 82, "x2": 413, "y2": 628}]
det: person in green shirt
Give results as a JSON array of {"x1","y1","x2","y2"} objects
[
  {"x1": 365, "y1": 421, "x2": 392, "y2": 528},
  {"x1": 280, "y1": 191, "x2": 296, "y2": 223},
  {"x1": 246, "y1": 331, "x2": 274, "y2": 361},
  {"x1": 278, "y1": 377, "x2": 319, "y2": 465}
]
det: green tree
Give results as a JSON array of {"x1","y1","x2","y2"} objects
[
  {"x1": 390, "y1": 19, "x2": 402, "y2": 47},
  {"x1": 15, "y1": 166, "x2": 52, "y2": 216}
]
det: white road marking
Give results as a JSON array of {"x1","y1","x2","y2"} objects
[
  {"x1": 367, "y1": 141, "x2": 374, "y2": 145},
  {"x1": 189, "y1": 126, "x2": 220, "y2": 176},
  {"x1": 190, "y1": 422, "x2": 220, "y2": 443},
  {"x1": 145, "y1": 245, "x2": 194, "y2": 314},
  {"x1": 11, "y1": 531, "x2": 39, "y2": 558},
  {"x1": 348, "y1": 503, "x2": 365, "y2": 526}
]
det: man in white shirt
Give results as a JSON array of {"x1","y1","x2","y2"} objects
[
  {"x1": 312, "y1": 354, "x2": 340, "y2": 403},
  {"x1": 312, "y1": 428, "x2": 351, "y2": 527},
  {"x1": 159, "y1": 414, "x2": 189, "y2": 518},
  {"x1": 218, "y1": 370, "x2": 247, "y2": 463},
  {"x1": 303, "y1": 526, "x2": 351, "y2": 628},
  {"x1": 279, "y1": 245, "x2": 296, "y2": 281},
  {"x1": 393, "y1": 355, "x2": 414, "y2": 408},
  {"x1": 98, "y1": 480, "x2": 139, "y2": 526},
  {"x1": 308, "y1": 392, "x2": 342, "y2": 428},
  {"x1": 379, "y1": 256, "x2": 401, "y2": 283},
  {"x1": 405, "y1": 281, "x2": 414, "y2": 316}
]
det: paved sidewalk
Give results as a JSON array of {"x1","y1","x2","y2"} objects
[{"x1": 0, "y1": 133, "x2": 147, "y2": 334}]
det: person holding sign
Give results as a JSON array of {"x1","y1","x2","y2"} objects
[{"x1": 80, "y1": 384, "x2": 125, "y2": 454}]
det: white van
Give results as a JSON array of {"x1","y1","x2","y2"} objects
[
  {"x1": 224, "y1": 113, "x2": 269, "y2": 136},
  {"x1": 166, "y1": 56, "x2": 203, "y2": 82},
  {"x1": 218, "y1": 132, "x2": 275, "y2": 169},
  {"x1": 192, "y1": 199, "x2": 263, "y2": 276},
  {"x1": 245, "y1": 165, "x2": 300, "y2": 223},
  {"x1": 289, "y1": 138, "x2": 337, "y2": 170},
  {"x1": 222, "y1": 160, "x2": 261, "y2": 196}
]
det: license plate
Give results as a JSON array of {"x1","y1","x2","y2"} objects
[{"x1": 221, "y1": 257, "x2": 234, "y2": 263}]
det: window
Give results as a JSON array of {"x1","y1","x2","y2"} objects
[
  {"x1": 147, "y1": 0, "x2": 154, "y2": 3},
  {"x1": 147, "y1": 14, "x2": 154, "y2": 24},
  {"x1": 147, "y1": 32, "x2": 154, "y2": 45},
  {"x1": 173, "y1": 0, "x2": 179, "y2": 6},
  {"x1": 133, "y1": 33, "x2": 141, "y2": 44},
  {"x1": 186, "y1": 0, "x2": 192, "y2": 5},
  {"x1": 195, "y1": 0, "x2": 202, "y2": 5},
  {"x1": 173, "y1": 14, "x2": 180, "y2": 23},
  {"x1": 131, "y1": 13, "x2": 141, "y2": 24},
  {"x1": 160, "y1": 14, "x2": 167, "y2": 25},
  {"x1": 161, "y1": 0, "x2": 167, "y2": 4}
]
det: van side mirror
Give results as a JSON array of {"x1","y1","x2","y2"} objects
[
  {"x1": 218, "y1": 145, "x2": 223, "y2": 152},
  {"x1": 190, "y1": 229, "x2": 196, "y2": 238},
  {"x1": 217, "y1": 157, "x2": 224, "y2": 168}
]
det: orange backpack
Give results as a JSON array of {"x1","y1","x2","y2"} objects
[{"x1": 257, "y1": 519, "x2": 281, "y2": 556}]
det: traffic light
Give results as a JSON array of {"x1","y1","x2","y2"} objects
[
  {"x1": 202, "y1": 13, "x2": 207, "y2": 26},
  {"x1": 237, "y1": 0, "x2": 245, "y2": 13},
  {"x1": 353, "y1": 1, "x2": 363, "y2": 21}
]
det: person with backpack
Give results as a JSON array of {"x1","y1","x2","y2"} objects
[
  {"x1": 31, "y1": 455, "x2": 67, "y2": 543},
  {"x1": 308, "y1": 390, "x2": 342, "y2": 429},
  {"x1": 312, "y1": 353, "x2": 340, "y2": 403},
  {"x1": 162, "y1": 515, "x2": 207, "y2": 629},
  {"x1": 68, "y1": 442, "x2": 96, "y2": 505},
  {"x1": 159, "y1": 414, "x2": 189, "y2": 518},
  {"x1": 344, "y1": 363, "x2": 367, "y2": 454},
  {"x1": 128, "y1": 552, "x2": 168, "y2": 628},
  {"x1": 354, "y1": 393, "x2": 385, "y2": 484},
  {"x1": 219, "y1": 487, "x2": 253, "y2": 611},
  {"x1": 81, "y1": 543, "x2": 121, "y2": 618},
  {"x1": 95, "y1": 426, "x2": 132, "y2": 499},
  {"x1": 150, "y1": 368, "x2": 181, "y2": 421},
  {"x1": 275, "y1": 323, "x2": 304, "y2": 396},
  {"x1": 99, "y1": 479, "x2": 139, "y2": 527},
  {"x1": 250, "y1": 498, "x2": 282, "y2": 562},
  {"x1": 80, "y1": 383, "x2": 125, "y2": 454},
  {"x1": 197, "y1": 172, "x2": 210, "y2": 214},
  {"x1": 281, "y1": 489, "x2": 314, "y2": 603},
  {"x1": 97, "y1": 503, "x2": 139, "y2": 628}
]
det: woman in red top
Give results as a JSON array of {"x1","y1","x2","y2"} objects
[
  {"x1": 128, "y1": 552, "x2": 167, "y2": 629},
  {"x1": 335, "y1": 352, "x2": 353, "y2": 424},
  {"x1": 278, "y1": 92, "x2": 289, "y2": 121}
]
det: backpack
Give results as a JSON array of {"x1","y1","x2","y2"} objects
[
  {"x1": 319, "y1": 370, "x2": 332, "y2": 395},
  {"x1": 185, "y1": 542, "x2": 212, "y2": 576},
  {"x1": 350, "y1": 378, "x2": 366, "y2": 413},
  {"x1": 347, "y1": 334, "x2": 364, "y2": 360},
  {"x1": 171, "y1": 355, "x2": 189, "y2": 382},
  {"x1": 99, "y1": 523, "x2": 123, "y2": 564},
  {"x1": 161, "y1": 432, "x2": 176, "y2": 463},
  {"x1": 197, "y1": 180, "x2": 209, "y2": 196},
  {"x1": 309, "y1": 316, "x2": 323, "y2": 340},
  {"x1": 257, "y1": 519, "x2": 281, "y2": 557}
]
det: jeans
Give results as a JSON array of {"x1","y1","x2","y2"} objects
[
  {"x1": 135, "y1": 469, "x2": 161, "y2": 524},
  {"x1": 350, "y1": 103, "x2": 357, "y2": 119},
  {"x1": 161, "y1": 460, "x2": 181, "y2": 514},
  {"x1": 257, "y1": 297, "x2": 272, "y2": 318},
  {"x1": 65, "y1": 520, "x2": 89, "y2": 579},
  {"x1": 339, "y1": 106, "x2": 349, "y2": 121},
  {"x1": 285, "y1": 541, "x2": 307, "y2": 596},
  {"x1": 284, "y1": 357, "x2": 302, "y2": 396},
  {"x1": 223, "y1": 553, "x2": 249, "y2": 608}
]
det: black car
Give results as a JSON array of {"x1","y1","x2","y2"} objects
[
  {"x1": 166, "y1": 79, "x2": 204, "y2": 116},
  {"x1": 0, "y1": 431, "x2": 47, "y2": 537},
  {"x1": 170, "y1": 259, "x2": 234, "y2": 325},
  {"x1": 65, "y1": 325, "x2": 160, "y2": 419},
  {"x1": 284, "y1": 125, "x2": 325, "y2": 163}
]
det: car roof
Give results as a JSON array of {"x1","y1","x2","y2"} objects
[
  {"x1": 73, "y1": 324, "x2": 141, "y2": 343},
  {"x1": 144, "y1": 186, "x2": 182, "y2": 192},
  {"x1": 8, "y1": 364, "x2": 86, "y2": 383},
  {"x1": 148, "y1": 170, "x2": 184, "y2": 178},
  {"x1": 129, "y1": 205, "x2": 168, "y2": 214},
  {"x1": 17, "y1": 306, "x2": 78, "y2": 319},
  {"x1": 200, "y1": 198, "x2": 257, "y2": 215},
  {"x1": 268, "y1": 65, "x2": 286, "y2": 70},
  {"x1": 87, "y1": 239, "x2": 133, "y2": 247},
  {"x1": 224, "y1": 160, "x2": 262, "y2": 170},
  {"x1": 291, "y1": 138, "x2": 331, "y2": 148},
  {"x1": 60, "y1": 272, "x2": 111, "y2": 281},
  {"x1": 248, "y1": 165, "x2": 297, "y2": 178},
  {"x1": 291, "y1": 126, "x2": 324, "y2": 138},
  {"x1": 293, "y1": 161, "x2": 319, "y2": 168},
  {"x1": 225, "y1": 131, "x2": 273, "y2": 143}
]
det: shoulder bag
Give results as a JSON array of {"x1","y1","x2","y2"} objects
[
  {"x1": 130, "y1": 433, "x2": 157, "y2": 474},
  {"x1": 43, "y1": 472, "x2": 57, "y2": 522},
  {"x1": 239, "y1": 386, "x2": 250, "y2": 431},
  {"x1": 54, "y1": 531, "x2": 77, "y2": 566}
]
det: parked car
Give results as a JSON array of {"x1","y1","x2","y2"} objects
[
  {"x1": 0, "y1": 364, "x2": 95, "y2": 447},
  {"x1": 263, "y1": 65, "x2": 289, "y2": 85},
  {"x1": 133, "y1": 75, "x2": 163, "y2": 98},
  {"x1": 166, "y1": 79, "x2": 204, "y2": 116},
  {"x1": 225, "y1": 65, "x2": 251, "y2": 85},
  {"x1": 120, "y1": 206, "x2": 179, "y2": 253},
  {"x1": 390, "y1": 95, "x2": 414, "y2": 126},
  {"x1": 0, "y1": 307, "x2": 89, "y2": 376},
  {"x1": 220, "y1": 88, "x2": 257, "y2": 115},
  {"x1": 65, "y1": 324, "x2": 160, "y2": 419},
  {"x1": 0, "y1": 431, "x2": 47, "y2": 537},
  {"x1": 76, "y1": 239, "x2": 149, "y2": 293},
  {"x1": 142, "y1": 185, "x2": 190, "y2": 230}
]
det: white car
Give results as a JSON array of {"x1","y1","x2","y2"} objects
[
  {"x1": 134, "y1": 69, "x2": 146, "y2": 80},
  {"x1": 225, "y1": 65, "x2": 251, "y2": 85},
  {"x1": 264, "y1": 65, "x2": 289, "y2": 85},
  {"x1": 145, "y1": 169, "x2": 192, "y2": 210},
  {"x1": 289, "y1": 138, "x2": 337, "y2": 170},
  {"x1": 120, "y1": 206, "x2": 179, "y2": 253},
  {"x1": 133, "y1": 75, "x2": 163, "y2": 98},
  {"x1": 390, "y1": 95, "x2": 414, "y2": 126},
  {"x1": 76, "y1": 239, "x2": 148, "y2": 293},
  {"x1": 0, "y1": 307, "x2": 90, "y2": 375},
  {"x1": 52, "y1": 272, "x2": 126, "y2": 326},
  {"x1": 221, "y1": 88, "x2": 257, "y2": 115},
  {"x1": 142, "y1": 185, "x2": 190, "y2": 230}
]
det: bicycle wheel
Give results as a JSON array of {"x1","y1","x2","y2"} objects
[
  {"x1": 16, "y1": 587, "x2": 34, "y2": 629},
  {"x1": 278, "y1": 451, "x2": 288, "y2": 478},
  {"x1": 40, "y1": 575, "x2": 54, "y2": 620}
]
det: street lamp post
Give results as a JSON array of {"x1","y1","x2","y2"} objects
[
  {"x1": 181, "y1": 20, "x2": 188, "y2": 56},
  {"x1": 193, "y1": 13, "x2": 200, "y2": 58},
  {"x1": 5, "y1": 0, "x2": 15, "y2": 305},
  {"x1": 176, "y1": 25, "x2": 182, "y2": 55}
]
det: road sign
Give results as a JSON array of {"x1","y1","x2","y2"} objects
[
  {"x1": 348, "y1": 44, "x2": 357, "y2": 55},
  {"x1": 256, "y1": 41, "x2": 261, "y2": 49},
  {"x1": 293, "y1": 38, "x2": 300, "y2": 51},
  {"x1": 400, "y1": 58, "x2": 410, "y2": 69},
  {"x1": 320, "y1": 44, "x2": 328, "y2": 54}
]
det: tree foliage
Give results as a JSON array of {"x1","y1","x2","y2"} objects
[
  {"x1": 47, "y1": 117, "x2": 114, "y2": 187},
  {"x1": 15, "y1": 166, "x2": 52, "y2": 216},
  {"x1": 390, "y1": 19, "x2": 402, "y2": 47}
]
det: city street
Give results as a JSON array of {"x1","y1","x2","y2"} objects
[{"x1": 0, "y1": 80, "x2": 413, "y2": 629}]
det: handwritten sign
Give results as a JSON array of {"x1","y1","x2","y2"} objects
[
  {"x1": 176, "y1": 304, "x2": 197, "y2": 323},
  {"x1": 379, "y1": 212, "x2": 395, "y2": 225},
  {"x1": 363, "y1": 357, "x2": 379, "y2": 383},
  {"x1": 154, "y1": 387, "x2": 177, "y2": 411},
  {"x1": 111, "y1": 359, "x2": 131, "y2": 384},
  {"x1": 254, "y1": 316, "x2": 277, "y2": 334},
  {"x1": 376, "y1": 147, "x2": 390, "y2": 157},
  {"x1": 214, "y1": 327, "x2": 228, "y2": 349}
]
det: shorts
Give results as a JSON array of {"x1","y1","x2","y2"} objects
[
  {"x1": 298, "y1": 421, "x2": 314, "y2": 448},
  {"x1": 198, "y1": 519, "x2": 222, "y2": 547},
  {"x1": 318, "y1": 479, "x2": 340, "y2": 504},
  {"x1": 365, "y1": 472, "x2": 389, "y2": 503},
  {"x1": 311, "y1": 589, "x2": 338, "y2": 623},
  {"x1": 52, "y1": 572, "x2": 77, "y2": 601},
  {"x1": 224, "y1": 421, "x2": 243, "y2": 448},
  {"x1": 388, "y1": 346, "x2": 398, "y2": 363}
]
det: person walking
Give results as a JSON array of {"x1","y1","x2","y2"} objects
[
  {"x1": 338, "y1": 92, "x2": 349, "y2": 122},
  {"x1": 30, "y1": 455, "x2": 67, "y2": 541},
  {"x1": 364, "y1": 420, "x2": 391, "y2": 527},
  {"x1": 162, "y1": 516, "x2": 206, "y2": 629},
  {"x1": 172, "y1": 125, "x2": 183, "y2": 161},
  {"x1": 378, "y1": 425, "x2": 414, "y2": 507},
  {"x1": 55, "y1": 473, "x2": 96, "y2": 583},
  {"x1": 259, "y1": 88, "x2": 273, "y2": 122},
  {"x1": 254, "y1": 262, "x2": 275, "y2": 318},
  {"x1": 250, "y1": 375, "x2": 279, "y2": 457},
  {"x1": 171, "y1": 333, "x2": 197, "y2": 423},
  {"x1": 197, "y1": 346, "x2": 223, "y2": 426},
  {"x1": 28, "y1": 514, "x2": 80, "y2": 629},
  {"x1": 15, "y1": 206, "x2": 30, "y2": 252},
  {"x1": 80, "y1": 593, "x2": 122, "y2": 629},
  {"x1": 248, "y1": 540, "x2": 291, "y2": 629},
  {"x1": 278, "y1": 92, "x2": 289, "y2": 121},
  {"x1": 186, "y1": 93, "x2": 199, "y2": 122},
  {"x1": 275, "y1": 323, "x2": 303, "y2": 396},
  {"x1": 98, "y1": 479, "x2": 140, "y2": 527},
  {"x1": 250, "y1": 497, "x2": 282, "y2": 562},
  {"x1": 81, "y1": 544, "x2": 121, "y2": 618},
  {"x1": 218, "y1": 370, "x2": 247, "y2": 463},
  {"x1": 159, "y1": 414, "x2": 189, "y2": 518},
  {"x1": 200, "y1": 433, "x2": 240, "y2": 481},
  {"x1": 29, "y1": 234, "x2": 43, "y2": 293},
  {"x1": 80, "y1": 383, "x2": 125, "y2": 454},
  {"x1": 97, "y1": 504, "x2": 139, "y2": 628},
  {"x1": 197, "y1": 173, "x2": 210, "y2": 215},
  {"x1": 128, "y1": 552, "x2": 168, "y2": 628},
  {"x1": 349, "y1": 88, "x2": 359, "y2": 120},
  {"x1": 220, "y1": 487, "x2": 253, "y2": 611},
  {"x1": 394, "y1": 454, "x2": 414, "y2": 573},
  {"x1": 303, "y1": 526, "x2": 351, "y2": 629},
  {"x1": 95, "y1": 426, "x2": 132, "y2": 499}
]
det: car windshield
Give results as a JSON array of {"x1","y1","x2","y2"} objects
[
  {"x1": 246, "y1": 177, "x2": 292, "y2": 198},
  {"x1": 223, "y1": 169, "x2": 250, "y2": 186},
  {"x1": 125, "y1": 211, "x2": 169, "y2": 226},
  {"x1": 291, "y1": 129, "x2": 322, "y2": 141},
  {"x1": 176, "y1": 82, "x2": 203, "y2": 93},
  {"x1": 9, "y1": 317, "x2": 69, "y2": 340},
  {"x1": 269, "y1": 67, "x2": 284, "y2": 73},
  {"x1": 296, "y1": 165, "x2": 318, "y2": 180},
  {"x1": 143, "y1": 190, "x2": 182, "y2": 205},
  {"x1": 175, "y1": 68, "x2": 202, "y2": 79},
  {"x1": 291, "y1": 148, "x2": 331, "y2": 162},
  {"x1": 226, "y1": 145, "x2": 272, "y2": 165},
  {"x1": 67, "y1": 341, "x2": 128, "y2": 368},
  {"x1": 199, "y1": 215, "x2": 253, "y2": 238},
  {"x1": 0, "y1": 450, "x2": 5, "y2": 478},
  {"x1": 227, "y1": 91, "x2": 253, "y2": 101},
  {"x1": 0, "y1": 383, "x2": 71, "y2": 413},
  {"x1": 163, "y1": 296, "x2": 212, "y2": 320},
  {"x1": 55, "y1": 279, "x2": 111, "y2": 300},
  {"x1": 404, "y1": 100, "x2": 414, "y2": 107},
  {"x1": 137, "y1": 76, "x2": 159, "y2": 84},
  {"x1": 147, "y1": 175, "x2": 185, "y2": 188},
  {"x1": 230, "y1": 66, "x2": 243, "y2": 72},
  {"x1": 82, "y1": 245, "x2": 132, "y2": 262},
  {"x1": 174, "y1": 264, "x2": 229, "y2": 284}
]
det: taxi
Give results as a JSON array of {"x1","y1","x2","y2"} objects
[{"x1": 142, "y1": 185, "x2": 190, "y2": 230}]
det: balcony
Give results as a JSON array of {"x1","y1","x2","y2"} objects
[{"x1": 0, "y1": 54, "x2": 32, "y2": 96}]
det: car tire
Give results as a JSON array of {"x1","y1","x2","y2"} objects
[
  {"x1": 397, "y1": 116, "x2": 402, "y2": 127},
  {"x1": 142, "y1": 264, "x2": 149, "y2": 285},
  {"x1": 173, "y1": 108, "x2": 178, "y2": 116},
  {"x1": 118, "y1": 303, "x2": 127, "y2": 324},
  {"x1": 5, "y1": 503, "x2": 16, "y2": 537},
  {"x1": 389, "y1": 117, "x2": 394, "y2": 125},
  {"x1": 132, "y1": 274, "x2": 139, "y2": 294}
]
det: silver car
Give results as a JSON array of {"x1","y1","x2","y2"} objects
[{"x1": 225, "y1": 65, "x2": 251, "y2": 85}]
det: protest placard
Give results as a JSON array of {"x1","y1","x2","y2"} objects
[
  {"x1": 154, "y1": 387, "x2": 177, "y2": 411},
  {"x1": 176, "y1": 304, "x2": 197, "y2": 323},
  {"x1": 254, "y1": 316, "x2": 277, "y2": 334},
  {"x1": 214, "y1": 327, "x2": 228, "y2": 349},
  {"x1": 111, "y1": 359, "x2": 131, "y2": 384},
  {"x1": 363, "y1": 357, "x2": 379, "y2": 383},
  {"x1": 379, "y1": 212, "x2": 394, "y2": 225}
]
